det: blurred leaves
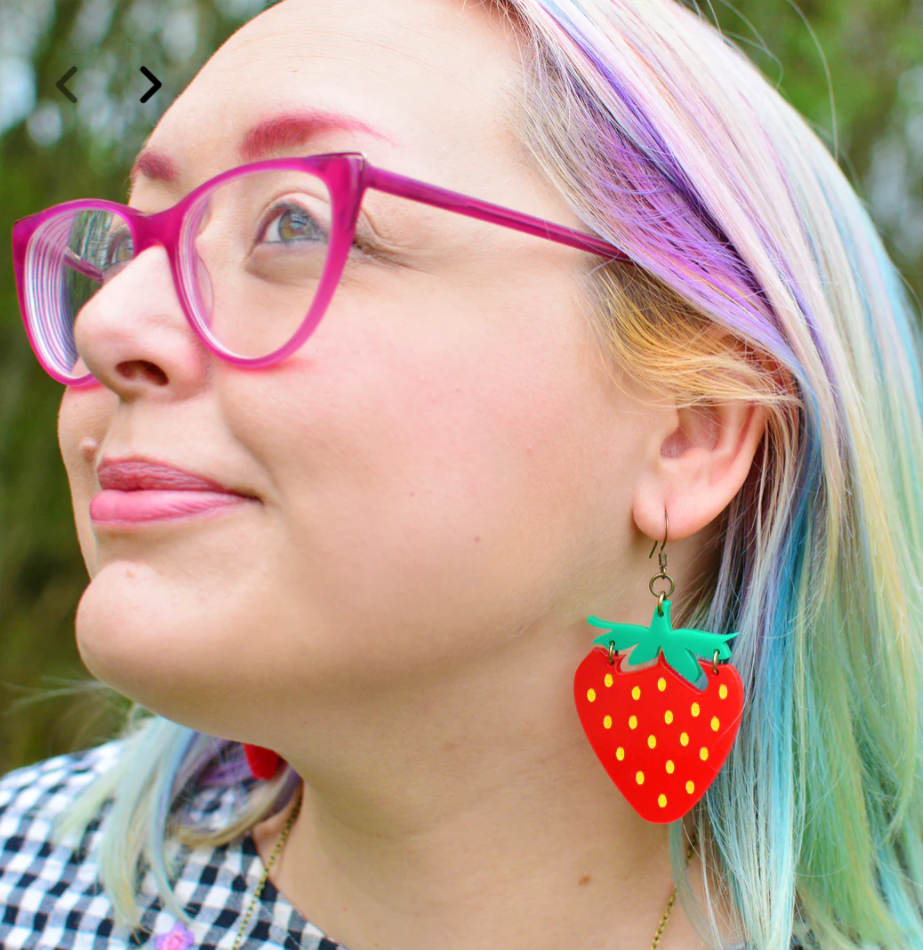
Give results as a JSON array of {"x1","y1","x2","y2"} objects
[
  {"x1": 688, "y1": 0, "x2": 923, "y2": 275},
  {"x1": 0, "y1": 0, "x2": 921, "y2": 775}
]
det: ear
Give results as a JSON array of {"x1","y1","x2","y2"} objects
[{"x1": 632, "y1": 401, "x2": 768, "y2": 542}]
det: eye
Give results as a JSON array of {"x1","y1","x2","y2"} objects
[{"x1": 257, "y1": 201, "x2": 327, "y2": 246}]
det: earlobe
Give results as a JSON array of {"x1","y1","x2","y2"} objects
[{"x1": 634, "y1": 401, "x2": 768, "y2": 542}]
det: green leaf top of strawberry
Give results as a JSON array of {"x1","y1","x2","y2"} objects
[{"x1": 586, "y1": 600, "x2": 737, "y2": 687}]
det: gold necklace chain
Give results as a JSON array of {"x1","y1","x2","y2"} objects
[
  {"x1": 231, "y1": 790, "x2": 697, "y2": 950},
  {"x1": 230, "y1": 791, "x2": 304, "y2": 950}
]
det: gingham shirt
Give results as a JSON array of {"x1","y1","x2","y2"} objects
[
  {"x1": 0, "y1": 741, "x2": 343, "y2": 949},
  {"x1": 0, "y1": 742, "x2": 806, "y2": 950}
]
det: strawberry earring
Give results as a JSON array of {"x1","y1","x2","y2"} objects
[{"x1": 573, "y1": 512, "x2": 745, "y2": 822}]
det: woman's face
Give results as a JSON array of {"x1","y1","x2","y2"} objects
[{"x1": 58, "y1": 0, "x2": 659, "y2": 741}]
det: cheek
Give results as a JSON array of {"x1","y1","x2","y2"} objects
[
  {"x1": 217, "y1": 268, "x2": 637, "y2": 678},
  {"x1": 58, "y1": 384, "x2": 117, "y2": 574}
]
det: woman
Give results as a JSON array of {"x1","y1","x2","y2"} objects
[{"x1": 3, "y1": 0, "x2": 922, "y2": 948}]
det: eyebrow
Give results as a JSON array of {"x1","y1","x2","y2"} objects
[
  {"x1": 129, "y1": 109, "x2": 400, "y2": 185},
  {"x1": 130, "y1": 147, "x2": 178, "y2": 184}
]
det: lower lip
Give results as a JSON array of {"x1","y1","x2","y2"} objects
[{"x1": 90, "y1": 490, "x2": 252, "y2": 526}]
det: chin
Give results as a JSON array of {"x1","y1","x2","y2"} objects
[{"x1": 73, "y1": 560, "x2": 252, "y2": 731}]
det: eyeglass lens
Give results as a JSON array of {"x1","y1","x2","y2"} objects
[{"x1": 26, "y1": 167, "x2": 334, "y2": 379}]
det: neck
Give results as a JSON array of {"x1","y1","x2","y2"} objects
[{"x1": 251, "y1": 627, "x2": 737, "y2": 950}]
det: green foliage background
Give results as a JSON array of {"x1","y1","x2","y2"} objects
[{"x1": 0, "y1": 0, "x2": 920, "y2": 776}]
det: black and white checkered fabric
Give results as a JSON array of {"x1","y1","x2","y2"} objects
[
  {"x1": 0, "y1": 741, "x2": 808, "y2": 950},
  {"x1": 0, "y1": 741, "x2": 344, "y2": 949}
]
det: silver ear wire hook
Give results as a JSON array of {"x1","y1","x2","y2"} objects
[
  {"x1": 648, "y1": 511, "x2": 674, "y2": 613},
  {"x1": 648, "y1": 511, "x2": 669, "y2": 560}
]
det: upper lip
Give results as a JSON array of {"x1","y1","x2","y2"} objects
[{"x1": 97, "y1": 458, "x2": 252, "y2": 495}]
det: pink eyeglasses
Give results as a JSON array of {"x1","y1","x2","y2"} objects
[{"x1": 12, "y1": 151, "x2": 629, "y2": 386}]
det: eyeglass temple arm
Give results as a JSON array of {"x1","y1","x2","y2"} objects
[{"x1": 364, "y1": 165, "x2": 631, "y2": 262}]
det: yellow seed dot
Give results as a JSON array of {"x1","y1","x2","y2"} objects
[
  {"x1": 664, "y1": 710, "x2": 674, "y2": 724},
  {"x1": 691, "y1": 702, "x2": 700, "y2": 717},
  {"x1": 603, "y1": 715, "x2": 612, "y2": 729},
  {"x1": 616, "y1": 747, "x2": 625, "y2": 761},
  {"x1": 629, "y1": 715, "x2": 638, "y2": 729},
  {"x1": 648, "y1": 734, "x2": 657, "y2": 749},
  {"x1": 711, "y1": 716, "x2": 720, "y2": 731},
  {"x1": 680, "y1": 732, "x2": 689, "y2": 746},
  {"x1": 719, "y1": 684, "x2": 728, "y2": 699},
  {"x1": 666, "y1": 760, "x2": 675, "y2": 774},
  {"x1": 700, "y1": 747, "x2": 709, "y2": 761},
  {"x1": 657, "y1": 677, "x2": 666, "y2": 692},
  {"x1": 686, "y1": 780, "x2": 695, "y2": 794},
  {"x1": 604, "y1": 673, "x2": 614, "y2": 688},
  {"x1": 658, "y1": 794, "x2": 667, "y2": 808},
  {"x1": 631, "y1": 685, "x2": 641, "y2": 701},
  {"x1": 587, "y1": 688, "x2": 596, "y2": 702},
  {"x1": 636, "y1": 771, "x2": 645, "y2": 785}
]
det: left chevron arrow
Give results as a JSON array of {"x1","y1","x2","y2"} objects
[
  {"x1": 56, "y1": 66, "x2": 78, "y2": 103},
  {"x1": 139, "y1": 66, "x2": 161, "y2": 103}
]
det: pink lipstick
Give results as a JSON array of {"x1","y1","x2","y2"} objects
[{"x1": 91, "y1": 459, "x2": 256, "y2": 526}]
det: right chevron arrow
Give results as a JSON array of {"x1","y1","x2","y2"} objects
[{"x1": 139, "y1": 66, "x2": 161, "y2": 103}]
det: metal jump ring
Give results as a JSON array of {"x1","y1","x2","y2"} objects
[
  {"x1": 649, "y1": 573, "x2": 675, "y2": 599},
  {"x1": 712, "y1": 650, "x2": 719, "y2": 675},
  {"x1": 608, "y1": 641, "x2": 617, "y2": 665}
]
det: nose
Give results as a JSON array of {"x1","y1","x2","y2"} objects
[{"x1": 72, "y1": 244, "x2": 211, "y2": 401}]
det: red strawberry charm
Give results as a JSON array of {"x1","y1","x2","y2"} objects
[{"x1": 574, "y1": 599, "x2": 744, "y2": 823}]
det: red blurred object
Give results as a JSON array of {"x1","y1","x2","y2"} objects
[{"x1": 243, "y1": 743, "x2": 283, "y2": 780}]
